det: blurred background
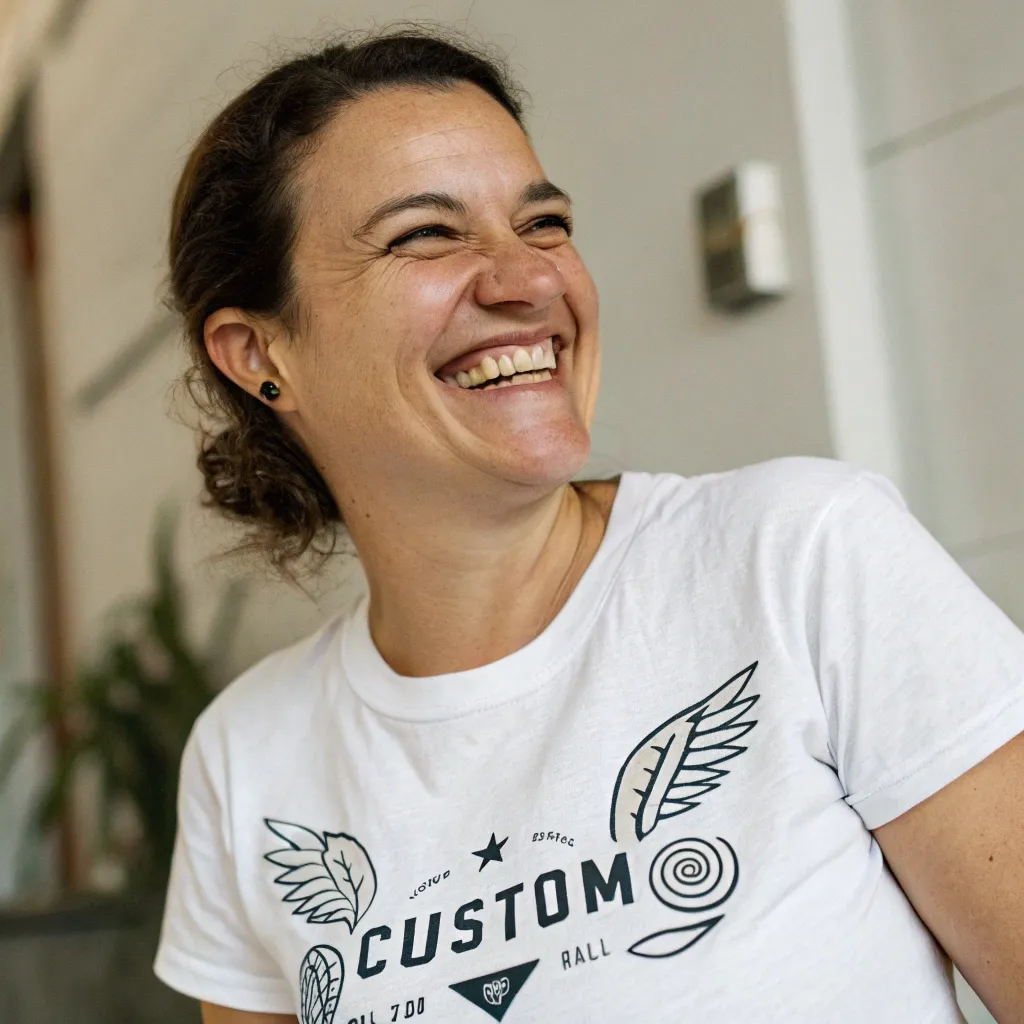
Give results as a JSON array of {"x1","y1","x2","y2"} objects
[{"x1": 0, "y1": 1, "x2": 1019, "y2": 1021}]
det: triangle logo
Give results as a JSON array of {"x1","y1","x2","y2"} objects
[{"x1": 448, "y1": 959, "x2": 539, "y2": 1021}]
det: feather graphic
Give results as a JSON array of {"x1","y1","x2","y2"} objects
[
  {"x1": 609, "y1": 663, "x2": 759, "y2": 842},
  {"x1": 299, "y1": 945, "x2": 344, "y2": 1024},
  {"x1": 265, "y1": 819, "x2": 378, "y2": 930}
]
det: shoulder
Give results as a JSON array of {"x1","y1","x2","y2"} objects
[
  {"x1": 638, "y1": 455, "x2": 894, "y2": 530},
  {"x1": 187, "y1": 612, "x2": 346, "y2": 761}
]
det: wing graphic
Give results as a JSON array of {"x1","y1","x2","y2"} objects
[
  {"x1": 609, "y1": 662, "x2": 759, "y2": 843},
  {"x1": 265, "y1": 819, "x2": 378, "y2": 929}
]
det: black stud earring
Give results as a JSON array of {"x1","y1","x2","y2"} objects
[{"x1": 259, "y1": 380, "x2": 281, "y2": 402}]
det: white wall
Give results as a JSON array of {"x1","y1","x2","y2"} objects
[
  {"x1": 848, "y1": 0, "x2": 1024, "y2": 631},
  {"x1": 32, "y1": 0, "x2": 833, "y2": 671},
  {"x1": 784, "y1": 0, "x2": 904, "y2": 489},
  {"x1": 844, "y1": 6, "x2": 1024, "y2": 1021}
]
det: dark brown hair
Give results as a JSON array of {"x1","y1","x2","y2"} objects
[{"x1": 169, "y1": 26, "x2": 527, "y2": 571}]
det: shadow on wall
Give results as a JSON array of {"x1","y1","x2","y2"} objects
[{"x1": 0, "y1": 894, "x2": 198, "y2": 1023}]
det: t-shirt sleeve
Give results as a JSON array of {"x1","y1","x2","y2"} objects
[
  {"x1": 154, "y1": 714, "x2": 294, "y2": 1013},
  {"x1": 805, "y1": 470, "x2": 1024, "y2": 829}
]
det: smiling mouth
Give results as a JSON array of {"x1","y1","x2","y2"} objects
[{"x1": 436, "y1": 337, "x2": 560, "y2": 391}]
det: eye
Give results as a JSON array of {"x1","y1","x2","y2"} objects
[
  {"x1": 388, "y1": 224, "x2": 453, "y2": 248},
  {"x1": 526, "y1": 214, "x2": 573, "y2": 236},
  {"x1": 387, "y1": 213, "x2": 573, "y2": 252}
]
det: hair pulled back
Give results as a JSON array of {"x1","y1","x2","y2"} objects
[{"x1": 169, "y1": 25, "x2": 527, "y2": 571}]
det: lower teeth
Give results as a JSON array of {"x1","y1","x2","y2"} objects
[{"x1": 477, "y1": 370, "x2": 552, "y2": 390}]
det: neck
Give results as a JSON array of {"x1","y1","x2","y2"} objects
[{"x1": 343, "y1": 478, "x2": 617, "y2": 677}]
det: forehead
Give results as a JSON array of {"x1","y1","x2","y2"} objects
[{"x1": 296, "y1": 83, "x2": 541, "y2": 229}]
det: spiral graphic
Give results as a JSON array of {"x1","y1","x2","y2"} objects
[
  {"x1": 299, "y1": 945, "x2": 344, "y2": 1024},
  {"x1": 648, "y1": 836, "x2": 738, "y2": 913}
]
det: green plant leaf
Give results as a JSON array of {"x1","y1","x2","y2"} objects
[
  {"x1": 205, "y1": 578, "x2": 247, "y2": 676},
  {"x1": 3, "y1": 500, "x2": 245, "y2": 887},
  {"x1": 0, "y1": 709, "x2": 39, "y2": 790},
  {"x1": 34, "y1": 737, "x2": 81, "y2": 830}
]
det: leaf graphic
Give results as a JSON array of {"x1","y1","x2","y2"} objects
[
  {"x1": 299, "y1": 945, "x2": 344, "y2": 1024},
  {"x1": 627, "y1": 916, "x2": 723, "y2": 959},
  {"x1": 323, "y1": 833, "x2": 377, "y2": 931},
  {"x1": 264, "y1": 819, "x2": 378, "y2": 930},
  {"x1": 609, "y1": 663, "x2": 759, "y2": 842},
  {"x1": 267, "y1": 819, "x2": 327, "y2": 852}
]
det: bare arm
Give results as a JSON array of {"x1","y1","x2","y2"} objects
[
  {"x1": 201, "y1": 1003, "x2": 297, "y2": 1024},
  {"x1": 873, "y1": 730, "x2": 1024, "y2": 1022}
]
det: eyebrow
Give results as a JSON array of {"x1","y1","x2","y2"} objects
[{"x1": 354, "y1": 179, "x2": 572, "y2": 238}]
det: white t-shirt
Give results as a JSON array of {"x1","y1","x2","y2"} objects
[{"x1": 155, "y1": 457, "x2": 1024, "y2": 1023}]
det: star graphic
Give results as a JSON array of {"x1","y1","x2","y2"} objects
[{"x1": 471, "y1": 833, "x2": 508, "y2": 871}]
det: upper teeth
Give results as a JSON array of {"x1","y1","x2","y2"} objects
[{"x1": 445, "y1": 340, "x2": 557, "y2": 390}]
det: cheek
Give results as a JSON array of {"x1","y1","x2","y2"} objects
[
  {"x1": 299, "y1": 352, "x2": 398, "y2": 464},
  {"x1": 559, "y1": 252, "x2": 600, "y2": 324},
  {"x1": 302, "y1": 276, "x2": 440, "y2": 385},
  {"x1": 298, "y1": 271, "x2": 458, "y2": 420},
  {"x1": 390, "y1": 257, "x2": 479, "y2": 338},
  {"x1": 334, "y1": 258, "x2": 480, "y2": 380}
]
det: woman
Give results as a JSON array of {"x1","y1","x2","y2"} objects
[{"x1": 154, "y1": 27, "x2": 1024, "y2": 1024}]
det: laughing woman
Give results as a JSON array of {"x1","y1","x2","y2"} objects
[{"x1": 154, "y1": 28, "x2": 1024, "y2": 1024}]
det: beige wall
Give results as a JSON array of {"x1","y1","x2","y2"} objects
[
  {"x1": 848, "y1": 0, "x2": 1024, "y2": 632},
  {"x1": 32, "y1": 0, "x2": 833, "y2": 672},
  {"x1": 0, "y1": 0, "x2": 62, "y2": 139}
]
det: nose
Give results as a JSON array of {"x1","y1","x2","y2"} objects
[{"x1": 472, "y1": 235, "x2": 566, "y2": 311}]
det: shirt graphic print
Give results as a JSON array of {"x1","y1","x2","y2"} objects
[{"x1": 269, "y1": 663, "x2": 758, "y2": 1023}]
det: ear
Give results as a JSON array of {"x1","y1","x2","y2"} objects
[{"x1": 204, "y1": 308, "x2": 298, "y2": 412}]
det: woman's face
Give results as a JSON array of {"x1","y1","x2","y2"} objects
[{"x1": 276, "y1": 82, "x2": 601, "y2": 517}]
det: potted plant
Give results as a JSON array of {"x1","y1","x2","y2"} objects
[{"x1": 0, "y1": 509, "x2": 245, "y2": 893}]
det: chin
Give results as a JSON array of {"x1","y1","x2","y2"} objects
[{"x1": 492, "y1": 420, "x2": 593, "y2": 490}]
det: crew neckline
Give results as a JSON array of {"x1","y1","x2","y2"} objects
[{"x1": 339, "y1": 472, "x2": 654, "y2": 721}]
